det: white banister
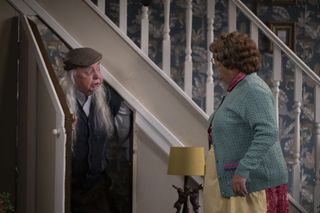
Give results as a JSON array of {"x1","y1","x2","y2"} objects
[
  {"x1": 87, "y1": 0, "x2": 320, "y2": 211},
  {"x1": 228, "y1": 1, "x2": 236, "y2": 32},
  {"x1": 162, "y1": 0, "x2": 171, "y2": 76},
  {"x1": 97, "y1": 0, "x2": 105, "y2": 14},
  {"x1": 294, "y1": 67, "x2": 303, "y2": 103},
  {"x1": 314, "y1": 85, "x2": 320, "y2": 213},
  {"x1": 271, "y1": 46, "x2": 282, "y2": 126},
  {"x1": 184, "y1": 0, "x2": 193, "y2": 97},
  {"x1": 228, "y1": 1, "x2": 320, "y2": 210},
  {"x1": 250, "y1": 22, "x2": 258, "y2": 46},
  {"x1": 206, "y1": 0, "x2": 215, "y2": 115},
  {"x1": 292, "y1": 67, "x2": 302, "y2": 201},
  {"x1": 141, "y1": 5, "x2": 149, "y2": 55},
  {"x1": 119, "y1": 0, "x2": 127, "y2": 34}
]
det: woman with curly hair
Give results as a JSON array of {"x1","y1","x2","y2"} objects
[{"x1": 203, "y1": 32, "x2": 288, "y2": 213}]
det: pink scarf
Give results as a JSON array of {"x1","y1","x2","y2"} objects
[{"x1": 227, "y1": 72, "x2": 246, "y2": 92}]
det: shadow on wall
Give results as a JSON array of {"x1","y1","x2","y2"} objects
[{"x1": 0, "y1": 16, "x2": 18, "y2": 209}]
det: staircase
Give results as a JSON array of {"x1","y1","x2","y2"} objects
[
  {"x1": 87, "y1": 0, "x2": 320, "y2": 211},
  {"x1": 9, "y1": 0, "x2": 320, "y2": 212}
]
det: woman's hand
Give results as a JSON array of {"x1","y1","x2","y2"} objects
[{"x1": 231, "y1": 174, "x2": 248, "y2": 197}]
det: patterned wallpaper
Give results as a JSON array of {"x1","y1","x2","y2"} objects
[
  {"x1": 32, "y1": 0, "x2": 320, "y2": 211},
  {"x1": 256, "y1": 1, "x2": 320, "y2": 211},
  {"x1": 116, "y1": 0, "x2": 320, "y2": 211}
]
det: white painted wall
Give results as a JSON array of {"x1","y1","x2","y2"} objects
[
  {"x1": 31, "y1": 0, "x2": 208, "y2": 148},
  {"x1": 17, "y1": 0, "x2": 209, "y2": 211},
  {"x1": 134, "y1": 125, "x2": 184, "y2": 213}
]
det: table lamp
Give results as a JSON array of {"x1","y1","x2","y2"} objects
[{"x1": 167, "y1": 147, "x2": 205, "y2": 213}]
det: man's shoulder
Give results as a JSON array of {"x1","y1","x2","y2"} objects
[{"x1": 105, "y1": 84, "x2": 123, "y2": 116}]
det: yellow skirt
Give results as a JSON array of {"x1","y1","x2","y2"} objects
[{"x1": 203, "y1": 147, "x2": 267, "y2": 213}]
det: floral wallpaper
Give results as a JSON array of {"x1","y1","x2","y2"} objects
[
  {"x1": 31, "y1": 0, "x2": 320, "y2": 211},
  {"x1": 105, "y1": 0, "x2": 320, "y2": 211},
  {"x1": 256, "y1": 1, "x2": 320, "y2": 211}
]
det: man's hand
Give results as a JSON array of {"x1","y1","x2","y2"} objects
[
  {"x1": 231, "y1": 174, "x2": 248, "y2": 197},
  {"x1": 72, "y1": 114, "x2": 77, "y2": 131}
]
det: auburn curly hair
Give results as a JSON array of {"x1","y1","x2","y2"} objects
[{"x1": 209, "y1": 32, "x2": 261, "y2": 74}]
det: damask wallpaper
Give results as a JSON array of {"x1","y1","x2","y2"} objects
[
  {"x1": 257, "y1": 1, "x2": 320, "y2": 211},
  {"x1": 32, "y1": 0, "x2": 320, "y2": 211},
  {"x1": 116, "y1": 0, "x2": 320, "y2": 211}
]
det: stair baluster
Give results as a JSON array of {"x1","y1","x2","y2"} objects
[
  {"x1": 119, "y1": 0, "x2": 127, "y2": 34},
  {"x1": 97, "y1": 0, "x2": 105, "y2": 14},
  {"x1": 314, "y1": 85, "x2": 320, "y2": 212},
  {"x1": 272, "y1": 46, "x2": 282, "y2": 126},
  {"x1": 162, "y1": 0, "x2": 171, "y2": 76},
  {"x1": 206, "y1": 0, "x2": 215, "y2": 115},
  {"x1": 228, "y1": 0, "x2": 236, "y2": 32},
  {"x1": 184, "y1": 0, "x2": 193, "y2": 98},
  {"x1": 141, "y1": 3, "x2": 149, "y2": 56},
  {"x1": 292, "y1": 67, "x2": 302, "y2": 202}
]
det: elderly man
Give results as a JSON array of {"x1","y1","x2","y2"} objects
[{"x1": 60, "y1": 47, "x2": 131, "y2": 213}]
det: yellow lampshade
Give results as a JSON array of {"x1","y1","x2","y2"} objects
[{"x1": 167, "y1": 147, "x2": 205, "y2": 176}]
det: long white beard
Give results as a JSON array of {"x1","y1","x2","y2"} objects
[{"x1": 59, "y1": 70, "x2": 114, "y2": 137}]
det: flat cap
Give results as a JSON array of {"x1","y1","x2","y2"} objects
[{"x1": 63, "y1": 47, "x2": 102, "y2": 71}]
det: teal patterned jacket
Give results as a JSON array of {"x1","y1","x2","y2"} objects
[{"x1": 209, "y1": 73, "x2": 288, "y2": 198}]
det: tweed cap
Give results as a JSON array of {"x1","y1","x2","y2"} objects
[{"x1": 63, "y1": 47, "x2": 102, "y2": 71}]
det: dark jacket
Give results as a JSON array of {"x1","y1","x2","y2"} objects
[{"x1": 72, "y1": 86, "x2": 126, "y2": 190}]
